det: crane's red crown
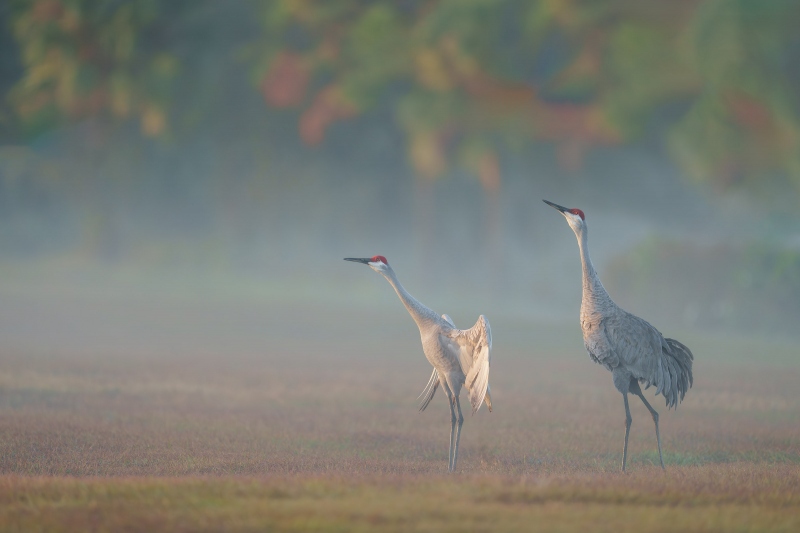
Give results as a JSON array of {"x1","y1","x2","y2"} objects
[
  {"x1": 371, "y1": 255, "x2": 388, "y2": 264},
  {"x1": 569, "y1": 208, "x2": 585, "y2": 220}
]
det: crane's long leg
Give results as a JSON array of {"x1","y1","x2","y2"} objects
[
  {"x1": 451, "y1": 394, "x2": 465, "y2": 472},
  {"x1": 445, "y1": 388, "x2": 457, "y2": 472},
  {"x1": 622, "y1": 393, "x2": 632, "y2": 472},
  {"x1": 630, "y1": 381, "x2": 665, "y2": 470}
]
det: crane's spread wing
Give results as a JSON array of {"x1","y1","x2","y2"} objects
[
  {"x1": 602, "y1": 311, "x2": 694, "y2": 409},
  {"x1": 444, "y1": 315, "x2": 492, "y2": 414},
  {"x1": 417, "y1": 367, "x2": 439, "y2": 411}
]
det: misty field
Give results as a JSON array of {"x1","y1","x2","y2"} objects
[{"x1": 0, "y1": 288, "x2": 798, "y2": 531}]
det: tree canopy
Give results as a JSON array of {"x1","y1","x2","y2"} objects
[{"x1": 5, "y1": 0, "x2": 800, "y2": 197}]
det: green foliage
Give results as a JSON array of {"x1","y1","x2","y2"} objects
[
  {"x1": 606, "y1": 237, "x2": 800, "y2": 333},
  {"x1": 8, "y1": 0, "x2": 184, "y2": 137},
  {"x1": 5, "y1": 0, "x2": 800, "y2": 197},
  {"x1": 251, "y1": 0, "x2": 800, "y2": 195}
]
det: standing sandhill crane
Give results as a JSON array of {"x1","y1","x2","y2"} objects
[
  {"x1": 543, "y1": 200, "x2": 694, "y2": 472},
  {"x1": 344, "y1": 255, "x2": 492, "y2": 472}
]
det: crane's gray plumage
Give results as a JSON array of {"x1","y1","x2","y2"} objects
[
  {"x1": 344, "y1": 256, "x2": 492, "y2": 472},
  {"x1": 543, "y1": 200, "x2": 694, "y2": 472}
]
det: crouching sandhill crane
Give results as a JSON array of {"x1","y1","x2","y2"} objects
[
  {"x1": 344, "y1": 255, "x2": 492, "y2": 472},
  {"x1": 543, "y1": 200, "x2": 694, "y2": 472}
]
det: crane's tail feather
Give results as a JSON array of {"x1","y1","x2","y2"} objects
[
  {"x1": 655, "y1": 338, "x2": 694, "y2": 409},
  {"x1": 418, "y1": 368, "x2": 439, "y2": 412},
  {"x1": 416, "y1": 368, "x2": 438, "y2": 400}
]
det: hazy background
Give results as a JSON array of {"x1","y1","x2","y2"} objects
[{"x1": 1, "y1": 0, "x2": 800, "y2": 356}]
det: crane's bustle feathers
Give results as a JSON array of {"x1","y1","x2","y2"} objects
[
  {"x1": 417, "y1": 367, "x2": 439, "y2": 411},
  {"x1": 597, "y1": 311, "x2": 694, "y2": 409}
]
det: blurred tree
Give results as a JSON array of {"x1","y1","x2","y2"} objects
[
  {"x1": 7, "y1": 0, "x2": 188, "y2": 138},
  {"x1": 5, "y1": 0, "x2": 800, "y2": 199},
  {"x1": 3, "y1": 0, "x2": 269, "y2": 261},
  {"x1": 254, "y1": 0, "x2": 800, "y2": 198},
  {"x1": 606, "y1": 236, "x2": 800, "y2": 333}
]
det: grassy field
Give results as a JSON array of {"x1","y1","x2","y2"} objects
[
  {"x1": 2, "y1": 467, "x2": 798, "y2": 532},
  {"x1": 0, "y1": 288, "x2": 798, "y2": 531}
]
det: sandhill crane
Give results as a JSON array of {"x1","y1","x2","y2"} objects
[
  {"x1": 543, "y1": 200, "x2": 694, "y2": 472},
  {"x1": 344, "y1": 255, "x2": 492, "y2": 472}
]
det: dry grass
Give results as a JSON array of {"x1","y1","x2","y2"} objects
[
  {"x1": 0, "y1": 296, "x2": 798, "y2": 530},
  {"x1": 1, "y1": 467, "x2": 798, "y2": 532}
]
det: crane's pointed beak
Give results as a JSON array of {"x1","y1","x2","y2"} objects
[
  {"x1": 344, "y1": 257, "x2": 371, "y2": 264},
  {"x1": 543, "y1": 199, "x2": 568, "y2": 213}
]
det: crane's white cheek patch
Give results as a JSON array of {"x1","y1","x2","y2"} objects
[{"x1": 369, "y1": 262, "x2": 385, "y2": 269}]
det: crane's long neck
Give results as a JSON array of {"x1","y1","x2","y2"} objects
[
  {"x1": 382, "y1": 267, "x2": 440, "y2": 329},
  {"x1": 577, "y1": 226, "x2": 613, "y2": 310}
]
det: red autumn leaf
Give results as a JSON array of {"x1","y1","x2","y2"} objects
[
  {"x1": 726, "y1": 93, "x2": 773, "y2": 132},
  {"x1": 299, "y1": 85, "x2": 357, "y2": 145},
  {"x1": 261, "y1": 51, "x2": 310, "y2": 108}
]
